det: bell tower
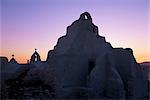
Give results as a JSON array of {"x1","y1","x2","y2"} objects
[{"x1": 30, "y1": 48, "x2": 41, "y2": 62}]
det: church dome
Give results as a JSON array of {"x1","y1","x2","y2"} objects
[{"x1": 9, "y1": 54, "x2": 17, "y2": 63}]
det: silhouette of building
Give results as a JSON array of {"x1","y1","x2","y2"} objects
[
  {"x1": 30, "y1": 49, "x2": 41, "y2": 63},
  {"x1": 46, "y1": 12, "x2": 148, "y2": 99},
  {"x1": 0, "y1": 12, "x2": 149, "y2": 99},
  {"x1": 9, "y1": 54, "x2": 17, "y2": 64}
]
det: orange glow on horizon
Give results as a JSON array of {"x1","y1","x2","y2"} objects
[
  {"x1": 135, "y1": 53, "x2": 150, "y2": 63},
  {"x1": 1, "y1": 52, "x2": 149, "y2": 64}
]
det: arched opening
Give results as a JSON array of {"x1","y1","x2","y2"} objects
[
  {"x1": 35, "y1": 54, "x2": 37, "y2": 61},
  {"x1": 84, "y1": 15, "x2": 88, "y2": 20},
  {"x1": 88, "y1": 59, "x2": 96, "y2": 75}
]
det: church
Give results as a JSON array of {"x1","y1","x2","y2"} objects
[{"x1": 0, "y1": 12, "x2": 149, "y2": 99}]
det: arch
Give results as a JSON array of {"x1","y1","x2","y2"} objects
[
  {"x1": 83, "y1": 12, "x2": 92, "y2": 19},
  {"x1": 84, "y1": 15, "x2": 88, "y2": 20},
  {"x1": 88, "y1": 59, "x2": 96, "y2": 75},
  {"x1": 79, "y1": 12, "x2": 92, "y2": 20}
]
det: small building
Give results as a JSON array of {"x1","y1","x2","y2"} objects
[{"x1": 30, "y1": 49, "x2": 41, "y2": 63}]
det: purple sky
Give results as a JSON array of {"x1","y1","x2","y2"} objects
[{"x1": 1, "y1": 0, "x2": 149, "y2": 63}]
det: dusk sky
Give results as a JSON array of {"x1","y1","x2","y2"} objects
[{"x1": 1, "y1": 0, "x2": 149, "y2": 63}]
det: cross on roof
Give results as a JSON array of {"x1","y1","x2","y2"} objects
[{"x1": 12, "y1": 54, "x2": 14, "y2": 58}]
